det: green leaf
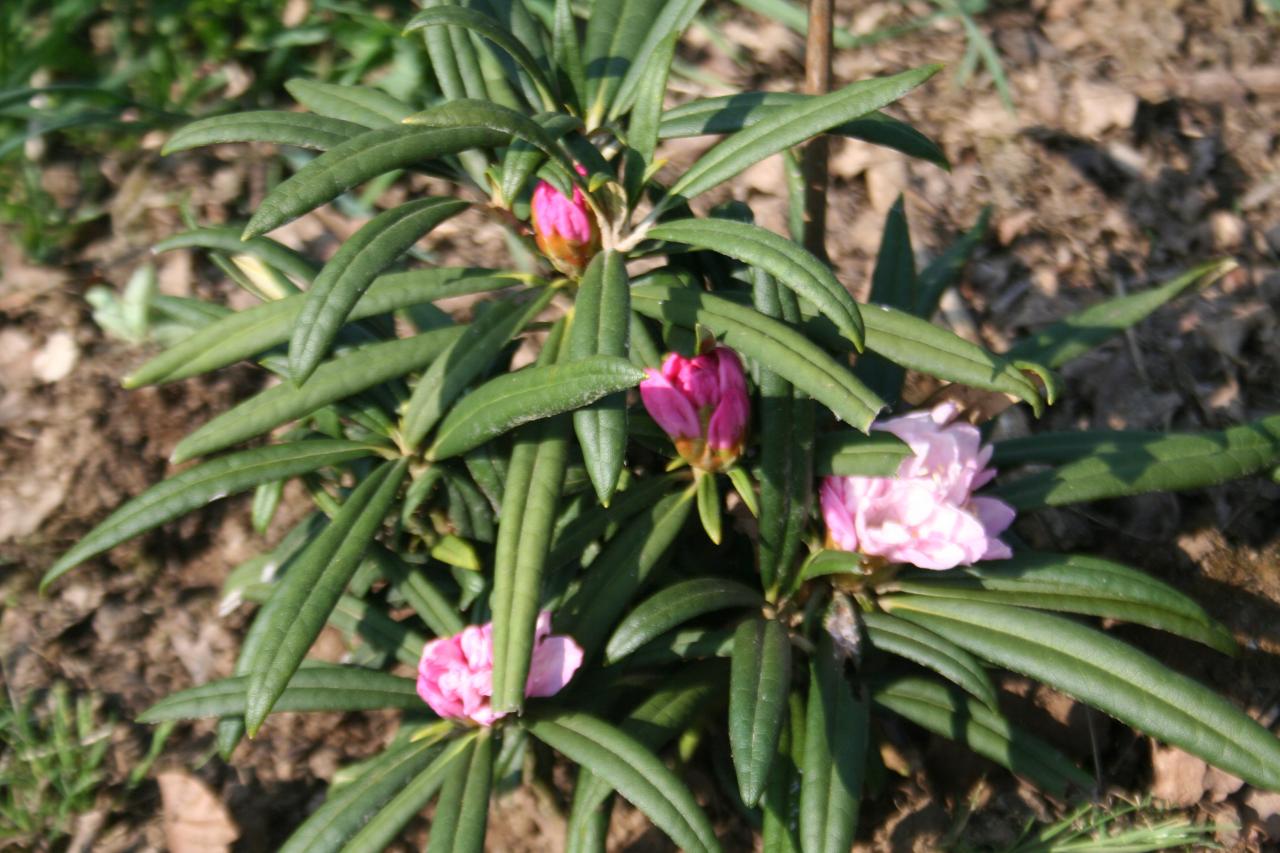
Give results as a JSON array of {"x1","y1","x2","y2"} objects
[
  {"x1": 125, "y1": 268, "x2": 518, "y2": 388},
  {"x1": 524, "y1": 711, "x2": 721, "y2": 853},
  {"x1": 138, "y1": 666, "x2": 420, "y2": 722},
  {"x1": 404, "y1": 99, "x2": 574, "y2": 181},
  {"x1": 370, "y1": 547, "x2": 465, "y2": 638},
  {"x1": 498, "y1": 112, "x2": 583, "y2": 207},
  {"x1": 800, "y1": 637, "x2": 867, "y2": 853},
  {"x1": 880, "y1": 596, "x2": 1280, "y2": 790},
  {"x1": 425, "y1": 730, "x2": 493, "y2": 853},
  {"x1": 402, "y1": 289, "x2": 556, "y2": 450},
  {"x1": 284, "y1": 79, "x2": 414, "y2": 127},
  {"x1": 405, "y1": 6, "x2": 557, "y2": 109},
  {"x1": 427, "y1": 356, "x2": 647, "y2": 461},
  {"x1": 172, "y1": 327, "x2": 462, "y2": 462},
  {"x1": 153, "y1": 227, "x2": 319, "y2": 284},
  {"x1": 631, "y1": 282, "x2": 884, "y2": 432},
  {"x1": 490, "y1": 418, "x2": 570, "y2": 714},
  {"x1": 289, "y1": 197, "x2": 469, "y2": 384},
  {"x1": 1005, "y1": 259, "x2": 1235, "y2": 370},
  {"x1": 558, "y1": 485, "x2": 696, "y2": 657},
  {"x1": 624, "y1": 625, "x2": 737, "y2": 667},
  {"x1": 243, "y1": 125, "x2": 508, "y2": 239},
  {"x1": 761, "y1": 691, "x2": 804, "y2": 853},
  {"x1": 608, "y1": 0, "x2": 704, "y2": 119},
  {"x1": 552, "y1": 0, "x2": 587, "y2": 112},
  {"x1": 914, "y1": 206, "x2": 990, "y2": 318},
  {"x1": 729, "y1": 618, "x2": 792, "y2": 806},
  {"x1": 42, "y1": 441, "x2": 376, "y2": 589},
  {"x1": 813, "y1": 430, "x2": 910, "y2": 477},
  {"x1": 625, "y1": 30, "x2": 678, "y2": 165},
  {"x1": 251, "y1": 479, "x2": 284, "y2": 534},
  {"x1": 569, "y1": 251, "x2": 631, "y2": 504},
  {"x1": 695, "y1": 469, "x2": 722, "y2": 544},
  {"x1": 327, "y1": 594, "x2": 428, "y2": 668},
  {"x1": 990, "y1": 414, "x2": 1280, "y2": 509},
  {"x1": 792, "y1": 550, "x2": 865, "y2": 587},
  {"x1": 663, "y1": 65, "x2": 941, "y2": 204},
  {"x1": 658, "y1": 95, "x2": 947, "y2": 168},
  {"x1": 727, "y1": 466, "x2": 759, "y2": 517},
  {"x1": 345, "y1": 735, "x2": 475, "y2": 853},
  {"x1": 245, "y1": 459, "x2": 408, "y2": 735},
  {"x1": 582, "y1": 0, "x2": 665, "y2": 127},
  {"x1": 277, "y1": 736, "x2": 449, "y2": 853},
  {"x1": 546, "y1": 473, "x2": 680, "y2": 576},
  {"x1": 605, "y1": 578, "x2": 762, "y2": 664},
  {"x1": 855, "y1": 196, "x2": 916, "y2": 403},
  {"x1": 752, "y1": 272, "x2": 812, "y2": 594},
  {"x1": 648, "y1": 218, "x2": 864, "y2": 350},
  {"x1": 862, "y1": 611, "x2": 997, "y2": 710},
  {"x1": 870, "y1": 675, "x2": 1090, "y2": 797},
  {"x1": 892, "y1": 552, "x2": 1236, "y2": 655},
  {"x1": 162, "y1": 111, "x2": 362, "y2": 154}
]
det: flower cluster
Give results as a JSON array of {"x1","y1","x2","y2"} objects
[
  {"x1": 530, "y1": 167, "x2": 600, "y2": 276},
  {"x1": 821, "y1": 402, "x2": 1014, "y2": 570},
  {"x1": 640, "y1": 347, "x2": 750, "y2": 472},
  {"x1": 416, "y1": 611, "x2": 583, "y2": 726}
]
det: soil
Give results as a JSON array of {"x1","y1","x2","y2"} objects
[{"x1": 2, "y1": 0, "x2": 1280, "y2": 850}]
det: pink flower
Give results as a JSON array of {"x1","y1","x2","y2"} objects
[
  {"x1": 531, "y1": 166, "x2": 599, "y2": 275},
  {"x1": 820, "y1": 402, "x2": 1015, "y2": 570},
  {"x1": 640, "y1": 346, "x2": 750, "y2": 471},
  {"x1": 416, "y1": 611, "x2": 583, "y2": 726}
]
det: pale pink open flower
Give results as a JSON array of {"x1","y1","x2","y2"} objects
[
  {"x1": 416, "y1": 611, "x2": 583, "y2": 726},
  {"x1": 640, "y1": 346, "x2": 749, "y2": 471},
  {"x1": 820, "y1": 402, "x2": 1015, "y2": 570},
  {"x1": 531, "y1": 165, "x2": 599, "y2": 275}
]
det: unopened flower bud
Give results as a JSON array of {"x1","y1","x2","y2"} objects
[
  {"x1": 640, "y1": 346, "x2": 750, "y2": 471},
  {"x1": 531, "y1": 166, "x2": 599, "y2": 276}
]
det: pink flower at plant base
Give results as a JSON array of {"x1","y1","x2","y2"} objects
[
  {"x1": 530, "y1": 166, "x2": 599, "y2": 276},
  {"x1": 820, "y1": 402, "x2": 1016, "y2": 570},
  {"x1": 640, "y1": 346, "x2": 750, "y2": 472},
  {"x1": 416, "y1": 611, "x2": 583, "y2": 726}
]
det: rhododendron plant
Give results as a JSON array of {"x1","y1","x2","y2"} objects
[
  {"x1": 821, "y1": 402, "x2": 1014, "y2": 569},
  {"x1": 45, "y1": 2, "x2": 1280, "y2": 850}
]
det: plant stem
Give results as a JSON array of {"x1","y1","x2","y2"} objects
[{"x1": 801, "y1": 0, "x2": 834, "y2": 262}]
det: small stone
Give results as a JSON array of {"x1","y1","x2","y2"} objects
[
  {"x1": 1209, "y1": 210, "x2": 1246, "y2": 252},
  {"x1": 32, "y1": 330, "x2": 79, "y2": 383}
]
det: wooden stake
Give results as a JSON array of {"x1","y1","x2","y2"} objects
[{"x1": 801, "y1": 0, "x2": 834, "y2": 263}]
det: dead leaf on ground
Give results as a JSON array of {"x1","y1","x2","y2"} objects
[{"x1": 157, "y1": 770, "x2": 239, "y2": 853}]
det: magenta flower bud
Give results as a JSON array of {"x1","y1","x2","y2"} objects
[
  {"x1": 820, "y1": 402, "x2": 1015, "y2": 570},
  {"x1": 640, "y1": 346, "x2": 750, "y2": 471},
  {"x1": 416, "y1": 611, "x2": 583, "y2": 726},
  {"x1": 531, "y1": 165, "x2": 599, "y2": 276}
]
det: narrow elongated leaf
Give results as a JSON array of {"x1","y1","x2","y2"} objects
[
  {"x1": 631, "y1": 282, "x2": 884, "y2": 431},
  {"x1": 625, "y1": 625, "x2": 737, "y2": 667},
  {"x1": 245, "y1": 459, "x2": 408, "y2": 735},
  {"x1": 244, "y1": 125, "x2": 508, "y2": 239},
  {"x1": 138, "y1": 667, "x2": 420, "y2": 722},
  {"x1": 546, "y1": 474, "x2": 679, "y2": 575},
  {"x1": 154, "y1": 228, "x2": 318, "y2": 284},
  {"x1": 425, "y1": 731, "x2": 493, "y2": 853},
  {"x1": 370, "y1": 547, "x2": 464, "y2": 638},
  {"x1": 558, "y1": 486, "x2": 696, "y2": 657},
  {"x1": 524, "y1": 711, "x2": 721, "y2": 853},
  {"x1": 880, "y1": 596, "x2": 1280, "y2": 790},
  {"x1": 649, "y1": 218, "x2": 864, "y2": 349},
  {"x1": 569, "y1": 251, "x2": 631, "y2": 504},
  {"x1": 856, "y1": 197, "x2": 915, "y2": 403},
  {"x1": 606, "y1": 578, "x2": 762, "y2": 664},
  {"x1": 404, "y1": 98, "x2": 573, "y2": 180},
  {"x1": 915, "y1": 207, "x2": 990, "y2": 318},
  {"x1": 162, "y1": 111, "x2": 362, "y2": 154},
  {"x1": 284, "y1": 79, "x2": 413, "y2": 127},
  {"x1": 752, "y1": 272, "x2": 812, "y2": 593},
  {"x1": 402, "y1": 289, "x2": 555, "y2": 449},
  {"x1": 125, "y1": 268, "x2": 517, "y2": 387},
  {"x1": 813, "y1": 430, "x2": 910, "y2": 477},
  {"x1": 626, "y1": 30, "x2": 678, "y2": 164},
  {"x1": 406, "y1": 7, "x2": 556, "y2": 108},
  {"x1": 991, "y1": 414, "x2": 1280, "y2": 509},
  {"x1": 1005, "y1": 259, "x2": 1235, "y2": 369},
  {"x1": 761, "y1": 692, "x2": 804, "y2": 853},
  {"x1": 490, "y1": 418, "x2": 570, "y2": 714},
  {"x1": 427, "y1": 357, "x2": 646, "y2": 461},
  {"x1": 659, "y1": 95, "x2": 946, "y2": 168},
  {"x1": 871, "y1": 675, "x2": 1090, "y2": 797},
  {"x1": 345, "y1": 736, "x2": 474, "y2": 853},
  {"x1": 278, "y1": 737, "x2": 447, "y2": 853},
  {"x1": 609, "y1": 0, "x2": 703, "y2": 118},
  {"x1": 664, "y1": 65, "x2": 940, "y2": 204},
  {"x1": 993, "y1": 429, "x2": 1168, "y2": 468},
  {"x1": 893, "y1": 552, "x2": 1236, "y2": 655},
  {"x1": 328, "y1": 593, "x2": 428, "y2": 668},
  {"x1": 289, "y1": 198, "x2": 469, "y2": 384},
  {"x1": 862, "y1": 611, "x2": 997, "y2": 709},
  {"x1": 43, "y1": 441, "x2": 375, "y2": 589},
  {"x1": 499, "y1": 112, "x2": 582, "y2": 206},
  {"x1": 800, "y1": 638, "x2": 867, "y2": 853},
  {"x1": 730, "y1": 618, "x2": 792, "y2": 806},
  {"x1": 856, "y1": 304, "x2": 1045, "y2": 415},
  {"x1": 172, "y1": 327, "x2": 462, "y2": 462},
  {"x1": 582, "y1": 0, "x2": 665, "y2": 126}
]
